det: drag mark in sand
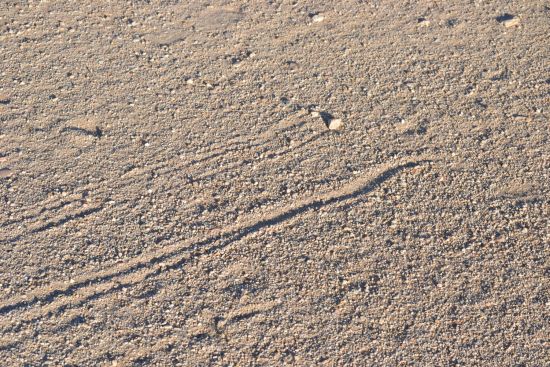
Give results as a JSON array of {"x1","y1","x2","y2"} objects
[{"x1": 0, "y1": 156, "x2": 432, "y2": 334}]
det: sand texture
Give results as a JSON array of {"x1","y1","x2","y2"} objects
[{"x1": 1, "y1": 1, "x2": 549, "y2": 366}]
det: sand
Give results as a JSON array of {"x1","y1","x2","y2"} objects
[{"x1": 0, "y1": 1, "x2": 549, "y2": 366}]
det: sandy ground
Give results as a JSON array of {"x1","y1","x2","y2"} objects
[{"x1": 1, "y1": 0, "x2": 549, "y2": 366}]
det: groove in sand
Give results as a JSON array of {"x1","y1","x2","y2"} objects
[{"x1": 0, "y1": 156, "x2": 432, "y2": 329}]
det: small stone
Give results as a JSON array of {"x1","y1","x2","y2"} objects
[
  {"x1": 496, "y1": 14, "x2": 520, "y2": 28},
  {"x1": 502, "y1": 17, "x2": 520, "y2": 28},
  {"x1": 417, "y1": 18, "x2": 430, "y2": 27},
  {"x1": 0, "y1": 168, "x2": 12, "y2": 178},
  {"x1": 0, "y1": 94, "x2": 10, "y2": 104},
  {"x1": 328, "y1": 118, "x2": 344, "y2": 130},
  {"x1": 318, "y1": 111, "x2": 344, "y2": 130},
  {"x1": 311, "y1": 14, "x2": 325, "y2": 23}
]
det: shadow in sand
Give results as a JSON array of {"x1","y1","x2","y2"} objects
[{"x1": 319, "y1": 111, "x2": 334, "y2": 128}]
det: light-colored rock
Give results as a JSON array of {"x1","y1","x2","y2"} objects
[
  {"x1": 328, "y1": 118, "x2": 343, "y2": 130},
  {"x1": 418, "y1": 19, "x2": 431, "y2": 27},
  {"x1": 497, "y1": 14, "x2": 520, "y2": 28},
  {"x1": 0, "y1": 168, "x2": 12, "y2": 178},
  {"x1": 502, "y1": 17, "x2": 520, "y2": 28},
  {"x1": 0, "y1": 94, "x2": 10, "y2": 104},
  {"x1": 312, "y1": 14, "x2": 325, "y2": 23}
]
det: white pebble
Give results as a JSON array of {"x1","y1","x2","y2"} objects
[
  {"x1": 312, "y1": 14, "x2": 325, "y2": 23},
  {"x1": 503, "y1": 17, "x2": 520, "y2": 28},
  {"x1": 329, "y1": 118, "x2": 344, "y2": 130}
]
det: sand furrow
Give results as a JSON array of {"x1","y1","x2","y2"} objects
[{"x1": 0, "y1": 156, "x2": 430, "y2": 330}]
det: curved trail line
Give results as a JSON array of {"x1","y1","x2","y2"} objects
[{"x1": 0, "y1": 156, "x2": 431, "y2": 327}]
